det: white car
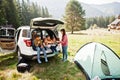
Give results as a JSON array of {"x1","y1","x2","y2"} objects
[{"x1": 15, "y1": 17, "x2": 64, "y2": 60}]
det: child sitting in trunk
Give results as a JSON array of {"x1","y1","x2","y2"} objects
[
  {"x1": 34, "y1": 35, "x2": 48, "y2": 64},
  {"x1": 44, "y1": 35, "x2": 57, "y2": 53}
]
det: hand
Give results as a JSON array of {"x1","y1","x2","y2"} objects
[
  {"x1": 56, "y1": 41, "x2": 61, "y2": 44},
  {"x1": 38, "y1": 41, "x2": 40, "y2": 44}
]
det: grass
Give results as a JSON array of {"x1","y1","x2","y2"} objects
[
  {"x1": 68, "y1": 29, "x2": 120, "y2": 56},
  {"x1": 0, "y1": 29, "x2": 120, "y2": 80}
]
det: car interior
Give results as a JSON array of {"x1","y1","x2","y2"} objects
[{"x1": 31, "y1": 28, "x2": 58, "y2": 51}]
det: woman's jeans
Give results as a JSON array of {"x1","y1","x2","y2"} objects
[
  {"x1": 36, "y1": 47, "x2": 48, "y2": 63},
  {"x1": 62, "y1": 46, "x2": 68, "y2": 61}
]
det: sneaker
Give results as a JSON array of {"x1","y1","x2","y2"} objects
[
  {"x1": 54, "y1": 52, "x2": 58, "y2": 54},
  {"x1": 62, "y1": 58, "x2": 64, "y2": 61},
  {"x1": 63, "y1": 59, "x2": 67, "y2": 62},
  {"x1": 38, "y1": 60, "x2": 42, "y2": 64},
  {"x1": 45, "y1": 59, "x2": 48, "y2": 62}
]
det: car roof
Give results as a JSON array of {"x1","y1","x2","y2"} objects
[
  {"x1": 0, "y1": 25, "x2": 15, "y2": 28},
  {"x1": 17, "y1": 26, "x2": 30, "y2": 30},
  {"x1": 31, "y1": 17, "x2": 64, "y2": 23},
  {"x1": 0, "y1": 27, "x2": 15, "y2": 30}
]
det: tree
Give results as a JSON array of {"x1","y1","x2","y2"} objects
[
  {"x1": 0, "y1": 0, "x2": 6, "y2": 25},
  {"x1": 0, "y1": 0, "x2": 20, "y2": 28},
  {"x1": 17, "y1": 0, "x2": 51, "y2": 25},
  {"x1": 86, "y1": 16, "x2": 116, "y2": 29},
  {"x1": 0, "y1": 0, "x2": 51, "y2": 28},
  {"x1": 44, "y1": 7, "x2": 50, "y2": 17},
  {"x1": 64, "y1": 0, "x2": 85, "y2": 34}
]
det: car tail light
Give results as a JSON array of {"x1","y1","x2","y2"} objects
[{"x1": 24, "y1": 39, "x2": 31, "y2": 47}]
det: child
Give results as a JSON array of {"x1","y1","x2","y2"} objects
[
  {"x1": 44, "y1": 35, "x2": 57, "y2": 53},
  {"x1": 34, "y1": 35, "x2": 48, "y2": 64}
]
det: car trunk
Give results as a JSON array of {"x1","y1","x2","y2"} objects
[
  {"x1": 30, "y1": 18, "x2": 63, "y2": 53},
  {"x1": 0, "y1": 28, "x2": 15, "y2": 50},
  {"x1": 0, "y1": 38, "x2": 15, "y2": 50},
  {"x1": 31, "y1": 28, "x2": 60, "y2": 54},
  {"x1": 30, "y1": 17, "x2": 64, "y2": 29}
]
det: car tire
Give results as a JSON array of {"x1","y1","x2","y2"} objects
[{"x1": 18, "y1": 48, "x2": 22, "y2": 61}]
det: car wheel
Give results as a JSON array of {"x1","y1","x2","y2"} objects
[{"x1": 18, "y1": 48, "x2": 22, "y2": 61}]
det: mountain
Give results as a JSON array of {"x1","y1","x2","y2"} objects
[
  {"x1": 81, "y1": 3, "x2": 105, "y2": 17},
  {"x1": 30, "y1": 0, "x2": 69, "y2": 19},
  {"x1": 89, "y1": 2, "x2": 120, "y2": 17},
  {"x1": 30, "y1": 0, "x2": 120, "y2": 18},
  {"x1": 79, "y1": 2, "x2": 120, "y2": 17}
]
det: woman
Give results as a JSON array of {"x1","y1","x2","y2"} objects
[
  {"x1": 59, "y1": 29, "x2": 68, "y2": 62},
  {"x1": 34, "y1": 35, "x2": 48, "y2": 64}
]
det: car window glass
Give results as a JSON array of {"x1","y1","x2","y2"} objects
[
  {"x1": 16, "y1": 29, "x2": 21, "y2": 42},
  {"x1": 7, "y1": 29, "x2": 15, "y2": 36},
  {"x1": 22, "y1": 29, "x2": 30, "y2": 38},
  {"x1": 42, "y1": 30, "x2": 48, "y2": 38},
  {"x1": 0, "y1": 29, "x2": 6, "y2": 36}
]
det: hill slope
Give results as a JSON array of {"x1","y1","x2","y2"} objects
[{"x1": 30, "y1": 0, "x2": 120, "y2": 18}]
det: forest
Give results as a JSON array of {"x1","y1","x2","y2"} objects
[
  {"x1": 86, "y1": 16, "x2": 116, "y2": 29},
  {"x1": 0, "y1": 0, "x2": 116, "y2": 30},
  {"x1": 0, "y1": 0, "x2": 51, "y2": 28}
]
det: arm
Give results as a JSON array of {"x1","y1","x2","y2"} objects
[
  {"x1": 61, "y1": 35, "x2": 67, "y2": 44},
  {"x1": 57, "y1": 35, "x2": 67, "y2": 44}
]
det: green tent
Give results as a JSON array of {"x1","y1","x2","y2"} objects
[{"x1": 74, "y1": 42, "x2": 120, "y2": 80}]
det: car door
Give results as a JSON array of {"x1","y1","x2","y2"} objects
[{"x1": 15, "y1": 29, "x2": 21, "y2": 44}]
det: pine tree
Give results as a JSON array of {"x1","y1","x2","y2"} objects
[
  {"x1": 2, "y1": 0, "x2": 20, "y2": 28},
  {"x1": 0, "y1": 0, "x2": 51, "y2": 27},
  {"x1": 41, "y1": 7, "x2": 46, "y2": 18},
  {"x1": 64, "y1": 0, "x2": 85, "y2": 34},
  {"x1": 44, "y1": 7, "x2": 50, "y2": 17},
  {"x1": 0, "y1": 0, "x2": 6, "y2": 25}
]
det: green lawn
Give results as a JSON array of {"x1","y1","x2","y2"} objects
[
  {"x1": 0, "y1": 29, "x2": 120, "y2": 80},
  {"x1": 68, "y1": 29, "x2": 120, "y2": 56}
]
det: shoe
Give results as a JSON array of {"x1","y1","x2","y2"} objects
[
  {"x1": 38, "y1": 60, "x2": 42, "y2": 64},
  {"x1": 62, "y1": 59, "x2": 64, "y2": 62},
  {"x1": 54, "y1": 52, "x2": 58, "y2": 54},
  {"x1": 45, "y1": 59, "x2": 48, "y2": 62},
  {"x1": 63, "y1": 59, "x2": 67, "y2": 62}
]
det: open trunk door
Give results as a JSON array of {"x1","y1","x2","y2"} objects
[{"x1": 30, "y1": 17, "x2": 64, "y2": 29}]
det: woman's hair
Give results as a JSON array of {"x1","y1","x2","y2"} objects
[{"x1": 60, "y1": 29, "x2": 66, "y2": 36}]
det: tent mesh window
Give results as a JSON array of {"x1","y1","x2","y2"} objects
[{"x1": 101, "y1": 51, "x2": 110, "y2": 76}]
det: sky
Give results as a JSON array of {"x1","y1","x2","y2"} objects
[
  {"x1": 32, "y1": 0, "x2": 120, "y2": 5},
  {"x1": 79, "y1": 0, "x2": 120, "y2": 4}
]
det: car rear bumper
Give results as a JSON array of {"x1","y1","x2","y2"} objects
[
  {"x1": 0, "y1": 42, "x2": 15, "y2": 50},
  {"x1": 20, "y1": 52, "x2": 59, "y2": 60}
]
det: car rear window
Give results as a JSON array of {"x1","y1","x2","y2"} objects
[
  {"x1": 0, "y1": 29, "x2": 6, "y2": 36},
  {"x1": 22, "y1": 29, "x2": 30, "y2": 38},
  {"x1": 7, "y1": 29, "x2": 15, "y2": 36},
  {"x1": 0, "y1": 29, "x2": 15, "y2": 36}
]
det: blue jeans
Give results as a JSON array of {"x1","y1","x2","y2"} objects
[
  {"x1": 36, "y1": 47, "x2": 48, "y2": 63},
  {"x1": 50, "y1": 45, "x2": 57, "y2": 53},
  {"x1": 32, "y1": 41, "x2": 36, "y2": 51},
  {"x1": 62, "y1": 46, "x2": 68, "y2": 61}
]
